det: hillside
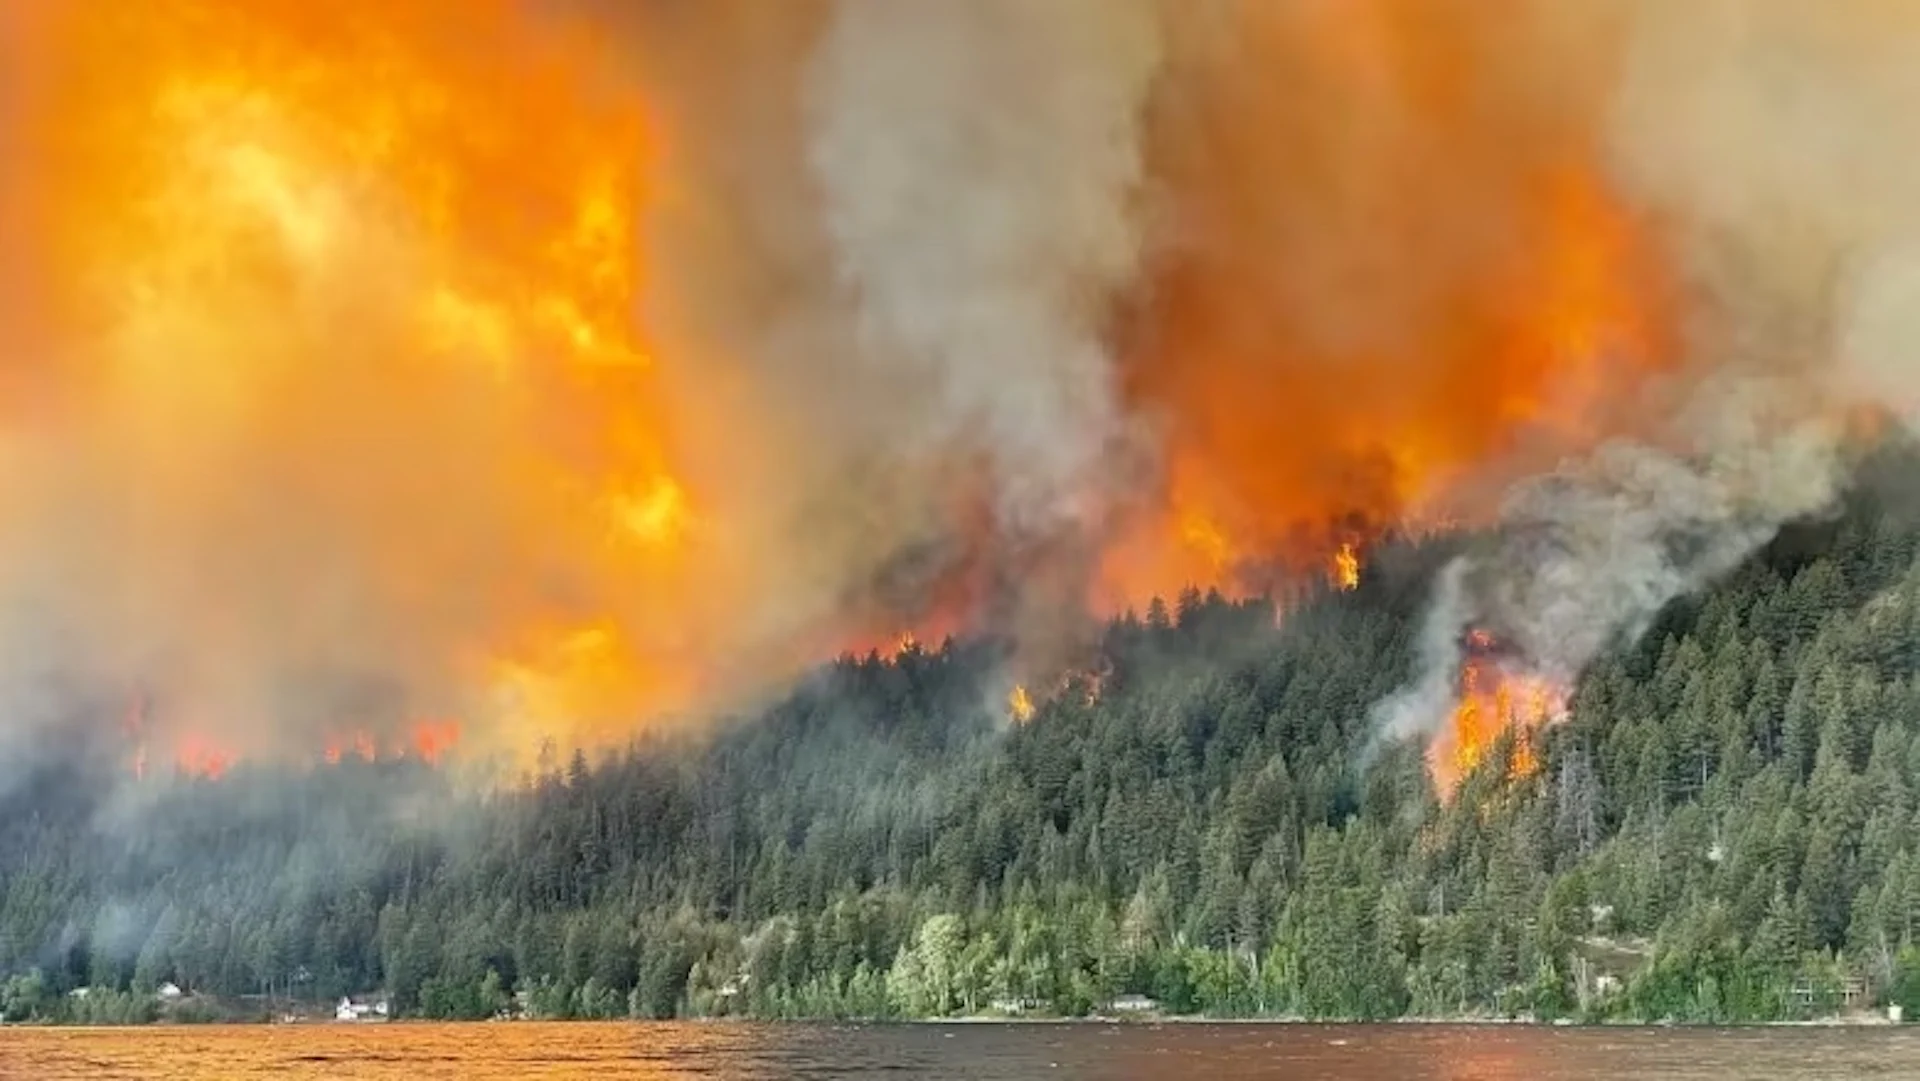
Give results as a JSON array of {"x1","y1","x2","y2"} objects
[{"x1": 5, "y1": 485, "x2": 1920, "y2": 1025}]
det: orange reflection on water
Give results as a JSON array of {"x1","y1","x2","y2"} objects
[{"x1": 0, "y1": 1020, "x2": 1913, "y2": 1080}]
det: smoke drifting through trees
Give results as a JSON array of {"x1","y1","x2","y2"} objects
[
  {"x1": 10, "y1": 486, "x2": 1920, "y2": 1022},
  {"x1": 1379, "y1": 1, "x2": 1920, "y2": 747},
  {"x1": 0, "y1": 0, "x2": 1912, "y2": 773}
]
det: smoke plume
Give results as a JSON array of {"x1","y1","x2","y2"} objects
[
  {"x1": 1376, "y1": 0, "x2": 1920, "y2": 751},
  {"x1": 805, "y1": 0, "x2": 1161, "y2": 534}
]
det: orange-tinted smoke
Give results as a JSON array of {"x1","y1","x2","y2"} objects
[{"x1": 1100, "y1": 1, "x2": 1678, "y2": 607}]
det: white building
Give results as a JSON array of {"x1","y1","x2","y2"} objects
[{"x1": 335, "y1": 996, "x2": 390, "y2": 1022}]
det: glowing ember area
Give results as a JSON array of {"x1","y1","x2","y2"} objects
[
  {"x1": 1429, "y1": 630, "x2": 1568, "y2": 795},
  {"x1": 322, "y1": 733, "x2": 377, "y2": 767},
  {"x1": 318, "y1": 722, "x2": 460, "y2": 767},
  {"x1": 1007, "y1": 685, "x2": 1036, "y2": 724},
  {"x1": 1333, "y1": 543, "x2": 1361, "y2": 592},
  {"x1": 410, "y1": 720, "x2": 462, "y2": 764},
  {"x1": 173, "y1": 734, "x2": 237, "y2": 781}
]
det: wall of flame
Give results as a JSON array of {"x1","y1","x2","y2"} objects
[{"x1": 0, "y1": 0, "x2": 1700, "y2": 779}]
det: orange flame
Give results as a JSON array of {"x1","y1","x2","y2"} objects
[
  {"x1": 1429, "y1": 630, "x2": 1567, "y2": 795},
  {"x1": 1332, "y1": 542, "x2": 1361, "y2": 591},
  {"x1": 322, "y1": 731, "x2": 379, "y2": 766},
  {"x1": 1098, "y1": 4, "x2": 1675, "y2": 610},
  {"x1": 409, "y1": 719, "x2": 461, "y2": 764},
  {"x1": 1007, "y1": 684, "x2": 1035, "y2": 723},
  {"x1": 173, "y1": 734, "x2": 235, "y2": 781}
]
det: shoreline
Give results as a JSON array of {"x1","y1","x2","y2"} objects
[
  {"x1": 920, "y1": 1013, "x2": 1898, "y2": 1029},
  {"x1": 5, "y1": 1012, "x2": 1900, "y2": 1031}
]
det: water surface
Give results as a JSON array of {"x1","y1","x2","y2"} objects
[{"x1": 3, "y1": 1021, "x2": 1917, "y2": 1080}]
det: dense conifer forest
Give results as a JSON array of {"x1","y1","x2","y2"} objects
[{"x1": 7, "y1": 478, "x2": 1920, "y2": 1025}]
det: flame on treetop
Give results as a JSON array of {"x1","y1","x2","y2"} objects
[
  {"x1": 1007, "y1": 684, "x2": 1035, "y2": 724},
  {"x1": 1429, "y1": 629, "x2": 1568, "y2": 797},
  {"x1": 1333, "y1": 542, "x2": 1361, "y2": 591}
]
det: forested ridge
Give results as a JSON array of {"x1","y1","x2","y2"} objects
[{"x1": 7, "y1": 478, "x2": 1920, "y2": 1025}]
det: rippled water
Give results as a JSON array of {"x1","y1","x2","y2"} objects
[{"x1": 4, "y1": 1021, "x2": 1919, "y2": 1080}]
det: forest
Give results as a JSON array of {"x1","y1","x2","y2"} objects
[{"x1": 5, "y1": 474, "x2": 1920, "y2": 1026}]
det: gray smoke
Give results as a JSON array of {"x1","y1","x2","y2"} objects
[
  {"x1": 1370, "y1": 558, "x2": 1470, "y2": 750},
  {"x1": 804, "y1": 0, "x2": 1162, "y2": 536},
  {"x1": 1373, "y1": 378, "x2": 1850, "y2": 749},
  {"x1": 1375, "y1": 0, "x2": 1920, "y2": 758},
  {"x1": 1478, "y1": 383, "x2": 1843, "y2": 681}
]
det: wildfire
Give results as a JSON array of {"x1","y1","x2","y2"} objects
[
  {"x1": 1429, "y1": 629, "x2": 1567, "y2": 795},
  {"x1": 8, "y1": 1, "x2": 1677, "y2": 778},
  {"x1": 322, "y1": 732, "x2": 377, "y2": 766},
  {"x1": 1096, "y1": 2, "x2": 1674, "y2": 610},
  {"x1": 1007, "y1": 684, "x2": 1036, "y2": 724},
  {"x1": 10, "y1": 0, "x2": 744, "y2": 770},
  {"x1": 173, "y1": 734, "x2": 236, "y2": 781},
  {"x1": 410, "y1": 720, "x2": 461, "y2": 764},
  {"x1": 1332, "y1": 542, "x2": 1361, "y2": 591},
  {"x1": 120, "y1": 717, "x2": 465, "y2": 780},
  {"x1": 317, "y1": 721, "x2": 458, "y2": 767}
]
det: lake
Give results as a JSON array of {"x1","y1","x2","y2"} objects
[{"x1": 4, "y1": 1021, "x2": 1918, "y2": 1079}]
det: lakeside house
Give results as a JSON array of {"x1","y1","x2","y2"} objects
[
  {"x1": 1111, "y1": 994, "x2": 1159, "y2": 1013},
  {"x1": 335, "y1": 995, "x2": 390, "y2": 1022},
  {"x1": 1789, "y1": 975, "x2": 1869, "y2": 1011}
]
